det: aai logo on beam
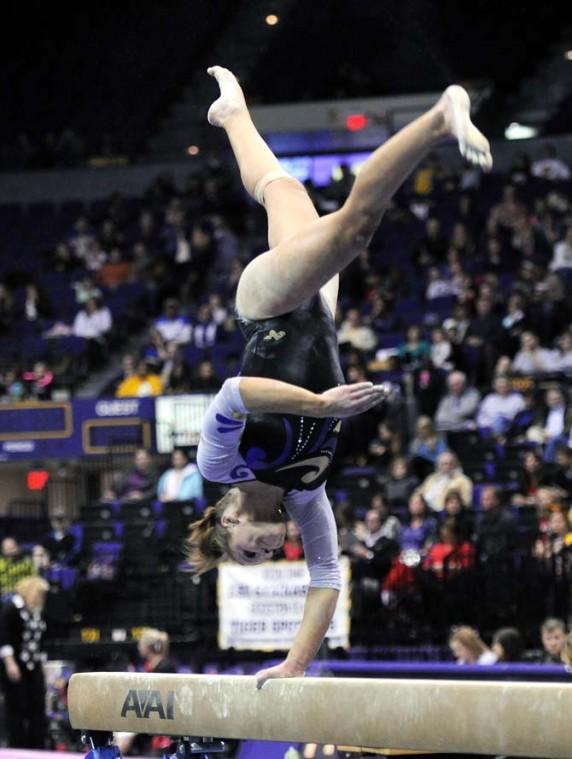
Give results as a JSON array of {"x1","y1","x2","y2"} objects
[{"x1": 121, "y1": 690, "x2": 175, "y2": 720}]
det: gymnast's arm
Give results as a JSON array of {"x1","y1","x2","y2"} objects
[{"x1": 256, "y1": 485, "x2": 341, "y2": 687}]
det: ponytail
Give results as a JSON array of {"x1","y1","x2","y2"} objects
[{"x1": 185, "y1": 489, "x2": 240, "y2": 574}]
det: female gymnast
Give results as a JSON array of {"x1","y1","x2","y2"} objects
[{"x1": 189, "y1": 66, "x2": 492, "y2": 686}]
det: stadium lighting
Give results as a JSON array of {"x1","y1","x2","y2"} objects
[
  {"x1": 265, "y1": 14, "x2": 279, "y2": 26},
  {"x1": 504, "y1": 122, "x2": 538, "y2": 140},
  {"x1": 565, "y1": 50, "x2": 572, "y2": 61},
  {"x1": 186, "y1": 145, "x2": 200, "y2": 156}
]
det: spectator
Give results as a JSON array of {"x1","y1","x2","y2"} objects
[
  {"x1": 511, "y1": 331, "x2": 558, "y2": 375},
  {"x1": 154, "y1": 299, "x2": 191, "y2": 344},
  {"x1": 423, "y1": 518, "x2": 475, "y2": 580},
  {"x1": 368, "y1": 421, "x2": 403, "y2": 467},
  {"x1": 72, "y1": 275, "x2": 102, "y2": 305},
  {"x1": 21, "y1": 361, "x2": 54, "y2": 400},
  {"x1": 442, "y1": 489, "x2": 474, "y2": 543},
  {"x1": 539, "y1": 617, "x2": 567, "y2": 664},
  {"x1": 157, "y1": 448, "x2": 203, "y2": 503},
  {"x1": 425, "y1": 267, "x2": 457, "y2": 301},
  {"x1": 42, "y1": 510, "x2": 80, "y2": 566},
  {"x1": 0, "y1": 539, "x2": 36, "y2": 597},
  {"x1": 192, "y1": 360, "x2": 221, "y2": 392},
  {"x1": 492, "y1": 627, "x2": 524, "y2": 662},
  {"x1": 0, "y1": 576, "x2": 49, "y2": 748},
  {"x1": 414, "y1": 217, "x2": 448, "y2": 267},
  {"x1": 116, "y1": 359, "x2": 163, "y2": 398},
  {"x1": 383, "y1": 457, "x2": 419, "y2": 508},
  {"x1": 116, "y1": 628, "x2": 177, "y2": 756},
  {"x1": 418, "y1": 451, "x2": 473, "y2": 512},
  {"x1": 0, "y1": 367, "x2": 25, "y2": 403},
  {"x1": 344, "y1": 508, "x2": 399, "y2": 582},
  {"x1": 72, "y1": 296, "x2": 113, "y2": 367},
  {"x1": 512, "y1": 450, "x2": 551, "y2": 507},
  {"x1": 435, "y1": 371, "x2": 480, "y2": 432},
  {"x1": 68, "y1": 216, "x2": 95, "y2": 261},
  {"x1": 489, "y1": 185, "x2": 526, "y2": 233},
  {"x1": 400, "y1": 492, "x2": 438, "y2": 553},
  {"x1": 549, "y1": 227, "x2": 572, "y2": 272},
  {"x1": 475, "y1": 486, "x2": 516, "y2": 561},
  {"x1": 449, "y1": 626, "x2": 497, "y2": 665},
  {"x1": 553, "y1": 331, "x2": 572, "y2": 372},
  {"x1": 280, "y1": 520, "x2": 304, "y2": 561},
  {"x1": 104, "y1": 449, "x2": 158, "y2": 504},
  {"x1": 476, "y1": 376, "x2": 525, "y2": 436},
  {"x1": 398, "y1": 325, "x2": 430, "y2": 370},
  {"x1": 531, "y1": 145, "x2": 571, "y2": 181},
  {"x1": 337, "y1": 308, "x2": 377, "y2": 353},
  {"x1": 527, "y1": 388, "x2": 570, "y2": 459},
  {"x1": 409, "y1": 416, "x2": 448, "y2": 469},
  {"x1": 192, "y1": 303, "x2": 219, "y2": 350},
  {"x1": 160, "y1": 343, "x2": 192, "y2": 394},
  {"x1": 369, "y1": 493, "x2": 402, "y2": 543},
  {"x1": 429, "y1": 326, "x2": 454, "y2": 370},
  {"x1": 464, "y1": 297, "x2": 503, "y2": 382},
  {"x1": 97, "y1": 247, "x2": 133, "y2": 289}
]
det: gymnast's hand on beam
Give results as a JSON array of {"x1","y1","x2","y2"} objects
[
  {"x1": 319, "y1": 382, "x2": 392, "y2": 418},
  {"x1": 255, "y1": 659, "x2": 305, "y2": 689}
]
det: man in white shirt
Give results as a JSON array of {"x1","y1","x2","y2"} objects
[
  {"x1": 435, "y1": 371, "x2": 480, "y2": 431},
  {"x1": 477, "y1": 376, "x2": 525, "y2": 435},
  {"x1": 550, "y1": 227, "x2": 572, "y2": 272},
  {"x1": 72, "y1": 297, "x2": 112, "y2": 339},
  {"x1": 154, "y1": 299, "x2": 192, "y2": 344}
]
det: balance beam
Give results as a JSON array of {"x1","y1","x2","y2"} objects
[{"x1": 68, "y1": 672, "x2": 572, "y2": 758}]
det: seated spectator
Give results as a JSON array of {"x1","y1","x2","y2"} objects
[
  {"x1": 409, "y1": 416, "x2": 448, "y2": 469},
  {"x1": 507, "y1": 390, "x2": 539, "y2": 442},
  {"x1": 553, "y1": 331, "x2": 572, "y2": 372},
  {"x1": 400, "y1": 492, "x2": 438, "y2": 553},
  {"x1": 104, "y1": 448, "x2": 158, "y2": 504},
  {"x1": 449, "y1": 626, "x2": 497, "y2": 665},
  {"x1": 511, "y1": 331, "x2": 558, "y2": 375},
  {"x1": 160, "y1": 343, "x2": 192, "y2": 394},
  {"x1": 512, "y1": 450, "x2": 552, "y2": 507},
  {"x1": 192, "y1": 360, "x2": 221, "y2": 392},
  {"x1": 553, "y1": 446, "x2": 572, "y2": 498},
  {"x1": 383, "y1": 457, "x2": 419, "y2": 508},
  {"x1": 72, "y1": 296, "x2": 112, "y2": 340},
  {"x1": 475, "y1": 486, "x2": 516, "y2": 562},
  {"x1": 192, "y1": 303, "x2": 219, "y2": 350},
  {"x1": 500, "y1": 293, "x2": 529, "y2": 355},
  {"x1": 429, "y1": 326, "x2": 454, "y2": 370},
  {"x1": 418, "y1": 451, "x2": 473, "y2": 512},
  {"x1": 423, "y1": 518, "x2": 475, "y2": 580},
  {"x1": 549, "y1": 227, "x2": 572, "y2": 272},
  {"x1": 435, "y1": 371, "x2": 480, "y2": 432},
  {"x1": 42, "y1": 510, "x2": 80, "y2": 566},
  {"x1": 22, "y1": 361, "x2": 54, "y2": 400},
  {"x1": 154, "y1": 299, "x2": 191, "y2": 344},
  {"x1": 464, "y1": 297, "x2": 503, "y2": 382},
  {"x1": 442, "y1": 489, "x2": 474, "y2": 543},
  {"x1": 368, "y1": 421, "x2": 403, "y2": 467},
  {"x1": 489, "y1": 185, "x2": 526, "y2": 233},
  {"x1": 97, "y1": 247, "x2": 133, "y2": 289},
  {"x1": 531, "y1": 144, "x2": 571, "y2": 181},
  {"x1": 157, "y1": 448, "x2": 203, "y2": 503},
  {"x1": 398, "y1": 325, "x2": 430, "y2": 370},
  {"x1": 492, "y1": 627, "x2": 524, "y2": 662},
  {"x1": 20, "y1": 283, "x2": 53, "y2": 327},
  {"x1": 337, "y1": 308, "x2": 377, "y2": 353},
  {"x1": 476, "y1": 376, "x2": 525, "y2": 436},
  {"x1": 534, "y1": 508, "x2": 572, "y2": 620},
  {"x1": 68, "y1": 216, "x2": 95, "y2": 260},
  {"x1": 280, "y1": 520, "x2": 304, "y2": 561},
  {"x1": 527, "y1": 388, "x2": 571, "y2": 461},
  {"x1": 72, "y1": 275, "x2": 102, "y2": 305},
  {"x1": 0, "y1": 367, "x2": 25, "y2": 402},
  {"x1": 369, "y1": 493, "x2": 402, "y2": 543},
  {"x1": 343, "y1": 508, "x2": 399, "y2": 582},
  {"x1": 538, "y1": 617, "x2": 567, "y2": 664},
  {"x1": 0, "y1": 538, "x2": 36, "y2": 596},
  {"x1": 115, "y1": 359, "x2": 163, "y2": 398},
  {"x1": 425, "y1": 267, "x2": 457, "y2": 301},
  {"x1": 414, "y1": 217, "x2": 448, "y2": 267}
]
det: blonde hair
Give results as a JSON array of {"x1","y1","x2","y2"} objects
[
  {"x1": 16, "y1": 576, "x2": 49, "y2": 609},
  {"x1": 185, "y1": 489, "x2": 239, "y2": 574},
  {"x1": 140, "y1": 627, "x2": 170, "y2": 656},
  {"x1": 449, "y1": 626, "x2": 489, "y2": 659},
  {"x1": 562, "y1": 632, "x2": 572, "y2": 666}
]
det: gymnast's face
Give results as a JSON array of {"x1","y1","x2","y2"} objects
[{"x1": 222, "y1": 510, "x2": 286, "y2": 565}]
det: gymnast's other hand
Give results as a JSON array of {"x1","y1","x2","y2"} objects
[
  {"x1": 319, "y1": 382, "x2": 389, "y2": 418},
  {"x1": 255, "y1": 659, "x2": 305, "y2": 689},
  {"x1": 5, "y1": 659, "x2": 21, "y2": 683}
]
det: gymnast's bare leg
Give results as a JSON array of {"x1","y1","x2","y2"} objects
[{"x1": 207, "y1": 65, "x2": 491, "y2": 320}]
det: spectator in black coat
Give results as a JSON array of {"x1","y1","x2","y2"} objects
[
  {"x1": 475, "y1": 486, "x2": 516, "y2": 562},
  {"x1": 0, "y1": 577, "x2": 49, "y2": 748}
]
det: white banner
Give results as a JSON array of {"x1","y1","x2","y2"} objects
[{"x1": 217, "y1": 558, "x2": 351, "y2": 651}]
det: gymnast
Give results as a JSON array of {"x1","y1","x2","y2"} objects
[{"x1": 189, "y1": 66, "x2": 492, "y2": 687}]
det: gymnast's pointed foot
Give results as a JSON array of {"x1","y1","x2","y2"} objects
[
  {"x1": 438, "y1": 85, "x2": 493, "y2": 171},
  {"x1": 207, "y1": 65, "x2": 248, "y2": 127}
]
